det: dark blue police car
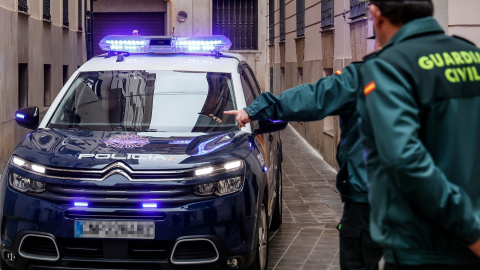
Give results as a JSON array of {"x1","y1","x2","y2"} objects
[{"x1": 1, "y1": 35, "x2": 285, "y2": 270}]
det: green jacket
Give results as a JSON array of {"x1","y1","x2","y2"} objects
[
  {"x1": 357, "y1": 16, "x2": 480, "y2": 265},
  {"x1": 245, "y1": 63, "x2": 369, "y2": 204}
]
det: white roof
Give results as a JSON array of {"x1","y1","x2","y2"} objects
[{"x1": 78, "y1": 53, "x2": 246, "y2": 73}]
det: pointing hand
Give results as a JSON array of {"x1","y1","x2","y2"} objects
[{"x1": 224, "y1": 109, "x2": 251, "y2": 128}]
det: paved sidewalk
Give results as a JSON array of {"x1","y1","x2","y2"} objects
[{"x1": 268, "y1": 125, "x2": 342, "y2": 270}]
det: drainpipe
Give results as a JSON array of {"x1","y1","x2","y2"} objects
[
  {"x1": 85, "y1": 0, "x2": 94, "y2": 60},
  {"x1": 164, "y1": 0, "x2": 174, "y2": 35}
]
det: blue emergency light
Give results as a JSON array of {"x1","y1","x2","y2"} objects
[
  {"x1": 99, "y1": 35, "x2": 232, "y2": 54},
  {"x1": 74, "y1": 201, "x2": 89, "y2": 207},
  {"x1": 142, "y1": 203, "x2": 158, "y2": 209}
]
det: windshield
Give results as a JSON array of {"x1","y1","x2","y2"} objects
[{"x1": 48, "y1": 70, "x2": 239, "y2": 133}]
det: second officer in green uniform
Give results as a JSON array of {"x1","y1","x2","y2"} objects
[
  {"x1": 357, "y1": 0, "x2": 480, "y2": 268},
  {"x1": 225, "y1": 60, "x2": 383, "y2": 269}
]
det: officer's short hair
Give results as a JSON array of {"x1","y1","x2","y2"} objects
[{"x1": 370, "y1": 1, "x2": 433, "y2": 26}]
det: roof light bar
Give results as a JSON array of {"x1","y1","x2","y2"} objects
[
  {"x1": 99, "y1": 36, "x2": 151, "y2": 53},
  {"x1": 99, "y1": 35, "x2": 232, "y2": 54},
  {"x1": 174, "y1": 36, "x2": 232, "y2": 53}
]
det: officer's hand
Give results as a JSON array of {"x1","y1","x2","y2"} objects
[
  {"x1": 469, "y1": 237, "x2": 480, "y2": 257},
  {"x1": 224, "y1": 109, "x2": 251, "y2": 128}
]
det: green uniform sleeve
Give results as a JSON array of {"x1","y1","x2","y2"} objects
[
  {"x1": 245, "y1": 64, "x2": 360, "y2": 121},
  {"x1": 362, "y1": 58, "x2": 480, "y2": 244}
]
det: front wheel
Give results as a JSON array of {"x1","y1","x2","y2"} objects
[{"x1": 252, "y1": 202, "x2": 269, "y2": 270}]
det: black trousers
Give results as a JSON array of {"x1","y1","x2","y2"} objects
[
  {"x1": 338, "y1": 199, "x2": 382, "y2": 270},
  {"x1": 385, "y1": 263, "x2": 480, "y2": 270}
]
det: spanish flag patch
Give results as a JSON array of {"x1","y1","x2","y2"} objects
[
  {"x1": 363, "y1": 81, "x2": 376, "y2": 96},
  {"x1": 335, "y1": 69, "x2": 342, "y2": 75}
]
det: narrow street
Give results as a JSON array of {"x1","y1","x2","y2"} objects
[{"x1": 268, "y1": 125, "x2": 342, "y2": 270}]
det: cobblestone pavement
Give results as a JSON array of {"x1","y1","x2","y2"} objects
[{"x1": 268, "y1": 125, "x2": 342, "y2": 270}]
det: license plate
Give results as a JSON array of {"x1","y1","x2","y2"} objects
[{"x1": 74, "y1": 220, "x2": 155, "y2": 239}]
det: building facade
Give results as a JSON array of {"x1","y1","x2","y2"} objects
[
  {"x1": 266, "y1": 0, "x2": 480, "y2": 169},
  {"x1": 0, "y1": 0, "x2": 87, "y2": 170}
]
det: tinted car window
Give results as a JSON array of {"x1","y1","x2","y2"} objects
[
  {"x1": 244, "y1": 66, "x2": 262, "y2": 96},
  {"x1": 240, "y1": 69, "x2": 256, "y2": 106},
  {"x1": 48, "y1": 71, "x2": 238, "y2": 133}
]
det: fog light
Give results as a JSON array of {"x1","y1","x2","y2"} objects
[
  {"x1": 5, "y1": 251, "x2": 15, "y2": 262},
  {"x1": 226, "y1": 258, "x2": 238, "y2": 268}
]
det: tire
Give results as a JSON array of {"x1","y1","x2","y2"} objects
[
  {"x1": 252, "y1": 202, "x2": 269, "y2": 270},
  {"x1": 269, "y1": 161, "x2": 282, "y2": 231}
]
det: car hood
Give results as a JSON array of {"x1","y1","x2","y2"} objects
[{"x1": 11, "y1": 129, "x2": 252, "y2": 170}]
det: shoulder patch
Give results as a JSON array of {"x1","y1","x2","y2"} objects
[
  {"x1": 335, "y1": 69, "x2": 343, "y2": 75},
  {"x1": 363, "y1": 81, "x2": 376, "y2": 96}
]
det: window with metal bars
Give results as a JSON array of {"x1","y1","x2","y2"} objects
[
  {"x1": 279, "y1": 0, "x2": 285, "y2": 41},
  {"x1": 321, "y1": 0, "x2": 334, "y2": 28},
  {"x1": 268, "y1": 0, "x2": 274, "y2": 44},
  {"x1": 78, "y1": 0, "x2": 82, "y2": 31},
  {"x1": 296, "y1": 0, "x2": 305, "y2": 37},
  {"x1": 63, "y1": 0, "x2": 69, "y2": 27},
  {"x1": 18, "y1": 0, "x2": 28, "y2": 13},
  {"x1": 350, "y1": 0, "x2": 368, "y2": 19},
  {"x1": 212, "y1": 0, "x2": 258, "y2": 50},
  {"x1": 43, "y1": 0, "x2": 51, "y2": 20}
]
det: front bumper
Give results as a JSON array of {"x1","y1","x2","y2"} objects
[{"x1": 0, "y1": 185, "x2": 258, "y2": 270}]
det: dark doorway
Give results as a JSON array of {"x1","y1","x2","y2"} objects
[
  {"x1": 18, "y1": 63, "x2": 28, "y2": 109},
  {"x1": 92, "y1": 12, "x2": 165, "y2": 56}
]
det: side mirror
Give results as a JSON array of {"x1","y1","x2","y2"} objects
[
  {"x1": 15, "y1": 107, "x2": 39, "y2": 130},
  {"x1": 253, "y1": 119, "x2": 288, "y2": 135}
]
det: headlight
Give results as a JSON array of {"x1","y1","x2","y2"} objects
[
  {"x1": 11, "y1": 156, "x2": 46, "y2": 174},
  {"x1": 9, "y1": 156, "x2": 47, "y2": 193},
  {"x1": 194, "y1": 160, "x2": 244, "y2": 177},
  {"x1": 194, "y1": 176, "x2": 243, "y2": 197},
  {"x1": 9, "y1": 173, "x2": 46, "y2": 193}
]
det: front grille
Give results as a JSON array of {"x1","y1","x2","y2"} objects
[
  {"x1": 44, "y1": 162, "x2": 194, "y2": 182},
  {"x1": 128, "y1": 241, "x2": 170, "y2": 260},
  {"x1": 45, "y1": 168, "x2": 194, "y2": 181},
  {"x1": 29, "y1": 183, "x2": 215, "y2": 208},
  {"x1": 57, "y1": 238, "x2": 173, "y2": 261},
  {"x1": 28, "y1": 262, "x2": 169, "y2": 270},
  {"x1": 58, "y1": 238, "x2": 102, "y2": 259},
  {"x1": 20, "y1": 236, "x2": 58, "y2": 258}
]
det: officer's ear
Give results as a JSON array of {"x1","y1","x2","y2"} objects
[{"x1": 369, "y1": 4, "x2": 383, "y2": 28}]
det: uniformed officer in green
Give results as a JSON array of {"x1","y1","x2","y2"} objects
[
  {"x1": 225, "y1": 62, "x2": 383, "y2": 268},
  {"x1": 357, "y1": 0, "x2": 480, "y2": 268}
]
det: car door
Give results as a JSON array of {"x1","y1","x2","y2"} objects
[{"x1": 239, "y1": 63, "x2": 278, "y2": 217}]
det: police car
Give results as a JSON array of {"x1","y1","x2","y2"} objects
[{"x1": 2, "y1": 35, "x2": 285, "y2": 270}]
